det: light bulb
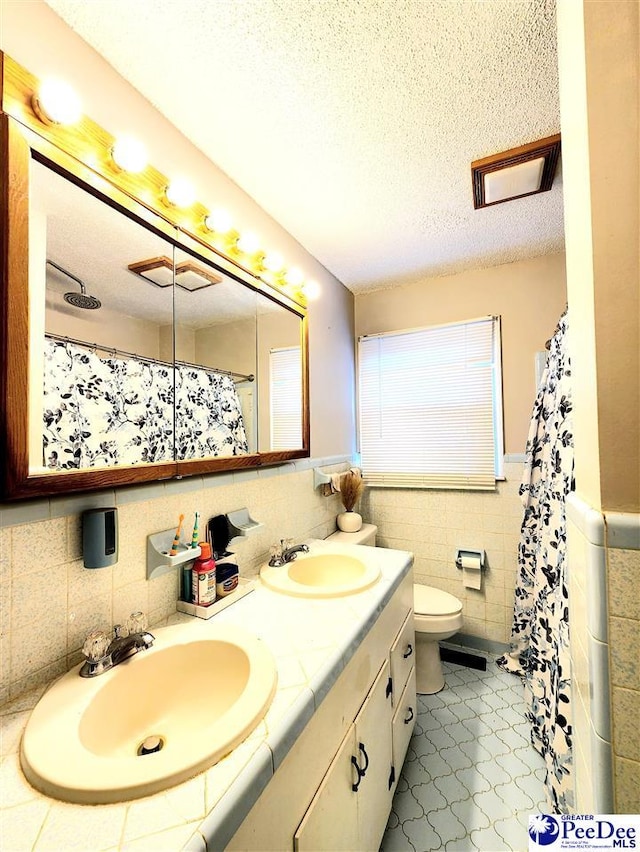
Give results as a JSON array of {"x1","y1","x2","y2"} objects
[
  {"x1": 204, "y1": 208, "x2": 232, "y2": 233},
  {"x1": 303, "y1": 279, "x2": 321, "y2": 300},
  {"x1": 285, "y1": 267, "x2": 304, "y2": 288},
  {"x1": 263, "y1": 251, "x2": 284, "y2": 273},
  {"x1": 165, "y1": 177, "x2": 196, "y2": 208},
  {"x1": 237, "y1": 231, "x2": 260, "y2": 254},
  {"x1": 111, "y1": 135, "x2": 148, "y2": 173},
  {"x1": 32, "y1": 78, "x2": 82, "y2": 126}
]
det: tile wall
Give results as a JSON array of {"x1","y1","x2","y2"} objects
[
  {"x1": 360, "y1": 461, "x2": 525, "y2": 648},
  {"x1": 608, "y1": 544, "x2": 640, "y2": 812},
  {"x1": 566, "y1": 494, "x2": 640, "y2": 813},
  {"x1": 0, "y1": 458, "x2": 348, "y2": 706},
  {"x1": 566, "y1": 495, "x2": 610, "y2": 813}
]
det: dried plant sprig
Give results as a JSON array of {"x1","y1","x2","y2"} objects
[{"x1": 340, "y1": 470, "x2": 364, "y2": 512}]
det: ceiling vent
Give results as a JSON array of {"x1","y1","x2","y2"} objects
[{"x1": 471, "y1": 134, "x2": 561, "y2": 209}]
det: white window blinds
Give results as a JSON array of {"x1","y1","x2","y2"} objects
[
  {"x1": 358, "y1": 316, "x2": 503, "y2": 490},
  {"x1": 270, "y1": 346, "x2": 302, "y2": 450}
]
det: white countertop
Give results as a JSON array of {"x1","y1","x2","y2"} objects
[{"x1": 0, "y1": 539, "x2": 413, "y2": 852}]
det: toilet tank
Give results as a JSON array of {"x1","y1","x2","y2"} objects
[{"x1": 325, "y1": 523, "x2": 378, "y2": 546}]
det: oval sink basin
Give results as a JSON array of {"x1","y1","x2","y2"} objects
[
  {"x1": 260, "y1": 552, "x2": 381, "y2": 598},
  {"x1": 20, "y1": 623, "x2": 277, "y2": 803}
]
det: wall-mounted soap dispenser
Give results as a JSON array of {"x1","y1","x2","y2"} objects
[{"x1": 83, "y1": 508, "x2": 118, "y2": 569}]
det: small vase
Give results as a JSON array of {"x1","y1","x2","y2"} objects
[{"x1": 337, "y1": 511, "x2": 363, "y2": 533}]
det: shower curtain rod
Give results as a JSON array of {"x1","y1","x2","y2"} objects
[{"x1": 45, "y1": 333, "x2": 255, "y2": 383}]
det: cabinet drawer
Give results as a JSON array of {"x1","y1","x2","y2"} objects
[
  {"x1": 390, "y1": 609, "x2": 415, "y2": 705},
  {"x1": 391, "y1": 666, "x2": 416, "y2": 794}
]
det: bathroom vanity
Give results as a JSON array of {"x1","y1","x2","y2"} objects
[
  {"x1": 0, "y1": 540, "x2": 414, "y2": 852},
  {"x1": 228, "y1": 550, "x2": 415, "y2": 851}
]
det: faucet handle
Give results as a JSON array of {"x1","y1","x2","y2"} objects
[
  {"x1": 82, "y1": 629, "x2": 111, "y2": 662},
  {"x1": 270, "y1": 542, "x2": 283, "y2": 560},
  {"x1": 127, "y1": 611, "x2": 148, "y2": 633}
]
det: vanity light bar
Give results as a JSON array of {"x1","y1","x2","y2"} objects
[{"x1": 12, "y1": 59, "x2": 310, "y2": 305}]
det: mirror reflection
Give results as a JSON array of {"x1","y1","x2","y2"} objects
[
  {"x1": 30, "y1": 156, "x2": 305, "y2": 479},
  {"x1": 256, "y1": 295, "x2": 303, "y2": 452},
  {"x1": 35, "y1": 158, "x2": 176, "y2": 473},
  {"x1": 173, "y1": 246, "x2": 256, "y2": 459}
]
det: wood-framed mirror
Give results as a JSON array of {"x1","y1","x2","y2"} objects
[{"x1": 0, "y1": 54, "x2": 309, "y2": 500}]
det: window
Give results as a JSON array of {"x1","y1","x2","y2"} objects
[
  {"x1": 270, "y1": 346, "x2": 302, "y2": 449},
  {"x1": 358, "y1": 316, "x2": 503, "y2": 490}
]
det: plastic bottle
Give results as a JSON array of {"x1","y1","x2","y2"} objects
[{"x1": 191, "y1": 542, "x2": 216, "y2": 606}]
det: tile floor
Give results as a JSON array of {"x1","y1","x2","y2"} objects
[{"x1": 381, "y1": 653, "x2": 548, "y2": 852}]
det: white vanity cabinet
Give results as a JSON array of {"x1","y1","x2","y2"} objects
[
  {"x1": 294, "y1": 660, "x2": 393, "y2": 852},
  {"x1": 227, "y1": 570, "x2": 415, "y2": 852}
]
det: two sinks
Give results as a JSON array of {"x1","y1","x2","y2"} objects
[
  {"x1": 20, "y1": 544, "x2": 381, "y2": 805},
  {"x1": 260, "y1": 550, "x2": 381, "y2": 598},
  {"x1": 21, "y1": 623, "x2": 277, "y2": 804}
]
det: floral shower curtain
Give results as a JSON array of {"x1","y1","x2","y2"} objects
[
  {"x1": 174, "y1": 364, "x2": 249, "y2": 459},
  {"x1": 42, "y1": 338, "x2": 248, "y2": 469},
  {"x1": 497, "y1": 308, "x2": 574, "y2": 814}
]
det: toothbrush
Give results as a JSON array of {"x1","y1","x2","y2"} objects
[
  {"x1": 190, "y1": 511, "x2": 200, "y2": 548},
  {"x1": 169, "y1": 514, "x2": 184, "y2": 556}
]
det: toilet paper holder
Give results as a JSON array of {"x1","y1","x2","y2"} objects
[{"x1": 455, "y1": 548, "x2": 485, "y2": 570}]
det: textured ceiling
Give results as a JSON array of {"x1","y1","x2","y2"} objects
[{"x1": 44, "y1": 0, "x2": 564, "y2": 293}]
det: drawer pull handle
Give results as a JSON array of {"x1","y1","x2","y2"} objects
[
  {"x1": 351, "y1": 743, "x2": 369, "y2": 791},
  {"x1": 403, "y1": 643, "x2": 413, "y2": 659},
  {"x1": 404, "y1": 707, "x2": 414, "y2": 724}
]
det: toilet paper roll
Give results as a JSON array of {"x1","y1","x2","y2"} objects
[{"x1": 461, "y1": 553, "x2": 482, "y2": 590}]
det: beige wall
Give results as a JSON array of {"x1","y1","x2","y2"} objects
[
  {"x1": 558, "y1": 0, "x2": 639, "y2": 514},
  {"x1": 0, "y1": 0, "x2": 356, "y2": 460},
  {"x1": 355, "y1": 253, "x2": 568, "y2": 455}
]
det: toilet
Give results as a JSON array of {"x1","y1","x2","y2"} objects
[
  {"x1": 326, "y1": 523, "x2": 463, "y2": 695},
  {"x1": 413, "y1": 584, "x2": 463, "y2": 694}
]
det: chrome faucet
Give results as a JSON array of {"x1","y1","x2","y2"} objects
[
  {"x1": 80, "y1": 611, "x2": 154, "y2": 678},
  {"x1": 268, "y1": 539, "x2": 310, "y2": 567}
]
